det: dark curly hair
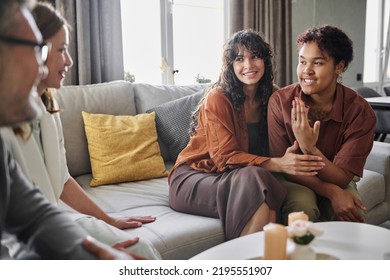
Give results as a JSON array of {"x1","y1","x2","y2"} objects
[
  {"x1": 190, "y1": 29, "x2": 274, "y2": 137},
  {"x1": 296, "y1": 25, "x2": 353, "y2": 71}
]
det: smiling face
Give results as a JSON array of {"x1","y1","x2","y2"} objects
[
  {"x1": 233, "y1": 46, "x2": 265, "y2": 89},
  {"x1": 38, "y1": 25, "x2": 72, "y2": 93},
  {"x1": 297, "y1": 41, "x2": 344, "y2": 98}
]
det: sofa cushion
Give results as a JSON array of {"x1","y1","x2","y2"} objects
[
  {"x1": 147, "y1": 90, "x2": 203, "y2": 161},
  {"x1": 82, "y1": 111, "x2": 168, "y2": 187},
  {"x1": 55, "y1": 81, "x2": 136, "y2": 177},
  {"x1": 73, "y1": 171, "x2": 225, "y2": 259},
  {"x1": 133, "y1": 83, "x2": 206, "y2": 162}
]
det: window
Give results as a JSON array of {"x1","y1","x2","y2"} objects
[
  {"x1": 120, "y1": 0, "x2": 226, "y2": 85},
  {"x1": 120, "y1": 0, "x2": 162, "y2": 84},
  {"x1": 363, "y1": 0, "x2": 380, "y2": 84},
  {"x1": 363, "y1": 0, "x2": 390, "y2": 92}
]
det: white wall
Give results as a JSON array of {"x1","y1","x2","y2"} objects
[{"x1": 291, "y1": 0, "x2": 366, "y2": 88}]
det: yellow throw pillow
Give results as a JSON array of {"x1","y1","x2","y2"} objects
[{"x1": 82, "y1": 111, "x2": 168, "y2": 187}]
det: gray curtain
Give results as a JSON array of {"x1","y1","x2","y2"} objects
[
  {"x1": 56, "y1": 0, "x2": 124, "y2": 85},
  {"x1": 228, "y1": 0, "x2": 292, "y2": 87}
]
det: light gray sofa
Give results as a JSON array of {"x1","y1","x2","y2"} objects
[
  {"x1": 52, "y1": 80, "x2": 390, "y2": 259},
  {"x1": 54, "y1": 80, "x2": 223, "y2": 260}
]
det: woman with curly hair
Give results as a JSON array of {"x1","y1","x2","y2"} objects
[{"x1": 169, "y1": 29, "x2": 324, "y2": 240}]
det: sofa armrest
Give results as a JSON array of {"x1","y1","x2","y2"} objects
[
  {"x1": 364, "y1": 141, "x2": 390, "y2": 194},
  {"x1": 365, "y1": 141, "x2": 390, "y2": 174}
]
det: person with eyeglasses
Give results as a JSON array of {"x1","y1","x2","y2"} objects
[
  {"x1": 0, "y1": 2, "x2": 160, "y2": 260},
  {"x1": 0, "y1": 35, "x2": 50, "y2": 64},
  {"x1": 0, "y1": 0, "x2": 137, "y2": 260}
]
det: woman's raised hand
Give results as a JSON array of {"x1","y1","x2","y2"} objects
[{"x1": 291, "y1": 98, "x2": 320, "y2": 154}]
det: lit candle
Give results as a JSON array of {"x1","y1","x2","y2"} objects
[
  {"x1": 263, "y1": 223, "x2": 288, "y2": 260},
  {"x1": 288, "y1": 211, "x2": 309, "y2": 226}
]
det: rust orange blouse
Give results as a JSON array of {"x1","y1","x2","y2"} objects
[{"x1": 170, "y1": 87, "x2": 270, "y2": 178}]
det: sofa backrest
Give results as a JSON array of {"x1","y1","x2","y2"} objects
[
  {"x1": 133, "y1": 83, "x2": 205, "y2": 113},
  {"x1": 55, "y1": 80, "x2": 136, "y2": 177},
  {"x1": 55, "y1": 80, "x2": 206, "y2": 177}
]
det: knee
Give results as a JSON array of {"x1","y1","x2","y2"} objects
[
  {"x1": 296, "y1": 205, "x2": 320, "y2": 222},
  {"x1": 280, "y1": 188, "x2": 320, "y2": 225},
  {"x1": 281, "y1": 201, "x2": 320, "y2": 224}
]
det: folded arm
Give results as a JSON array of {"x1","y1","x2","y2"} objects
[
  {"x1": 4, "y1": 146, "x2": 96, "y2": 259},
  {"x1": 291, "y1": 97, "x2": 355, "y2": 187},
  {"x1": 284, "y1": 173, "x2": 365, "y2": 222}
]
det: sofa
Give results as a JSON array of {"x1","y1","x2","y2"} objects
[
  {"x1": 19, "y1": 80, "x2": 389, "y2": 260},
  {"x1": 55, "y1": 80, "x2": 224, "y2": 260}
]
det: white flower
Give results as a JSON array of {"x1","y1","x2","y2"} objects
[
  {"x1": 288, "y1": 220, "x2": 324, "y2": 245},
  {"x1": 288, "y1": 220, "x2": 310, "y2": 237}
]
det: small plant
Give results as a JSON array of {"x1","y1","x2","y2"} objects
[
  {"x1": 124, "y1": 71, "x2": 135, "y2": 83},
  {"x1": 196, "y1": 74, "x2": 211, "y2": 84}
]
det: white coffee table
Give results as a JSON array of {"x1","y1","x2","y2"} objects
[{"x1": 191, "y1": 222, "x2": 390, "y2": 260}]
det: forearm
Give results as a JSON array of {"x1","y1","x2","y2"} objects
[
  {"x1": 7, "y1": 160, "x2": 96, "y2": 259},
  {"x1": 284, "y1": 173, "x2": 339, "y2": 200},
  {"x1": 60, "y1": 177, "x2": 113, "y2": 224},
  {"x1": 25, "y1": 205, "x2": 97, "y2": 260},
  {"x1": 285, "y1": 171, "x2": 366, "y2": 223},
  {"x1": 260, "y1": 142, "x2": 324, "y2": 176},
  {"x1": 301, "y1": 146, "x2": 354, "y2": 187},
  {"x1": 259, "y1": 157, "x2": 280, "y2": 172}
]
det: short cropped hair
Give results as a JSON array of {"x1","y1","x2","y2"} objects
[{"x1": 296, "y1": 25, "x2": 353, "y2": 71}]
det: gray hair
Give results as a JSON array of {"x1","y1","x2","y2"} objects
[{"x1": 0, "y1": 0, "x2": 34, "y2": 36}]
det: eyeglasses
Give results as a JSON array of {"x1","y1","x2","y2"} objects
[{"x1": 0, "y1": 35, "x2": 49, "y2": 63}]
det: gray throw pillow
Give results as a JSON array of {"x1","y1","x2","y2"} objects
[{"x1": 147, "y1": 90, "x2": 204, "y2": 162}]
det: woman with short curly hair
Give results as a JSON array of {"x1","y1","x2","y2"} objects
[{"x1": 268, "y1": 25, "x2": 375, "y2": 224}]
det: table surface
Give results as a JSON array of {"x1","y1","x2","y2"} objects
[
  {"x1": 365, "y1": 96, "x2": 390, "y2": 103},
  {"x1": 190, "y1": 222, "x2": 390, "y2": 260},
  {"x1": 365, "y1": 96, "x2": 390, "y2": 110}
]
